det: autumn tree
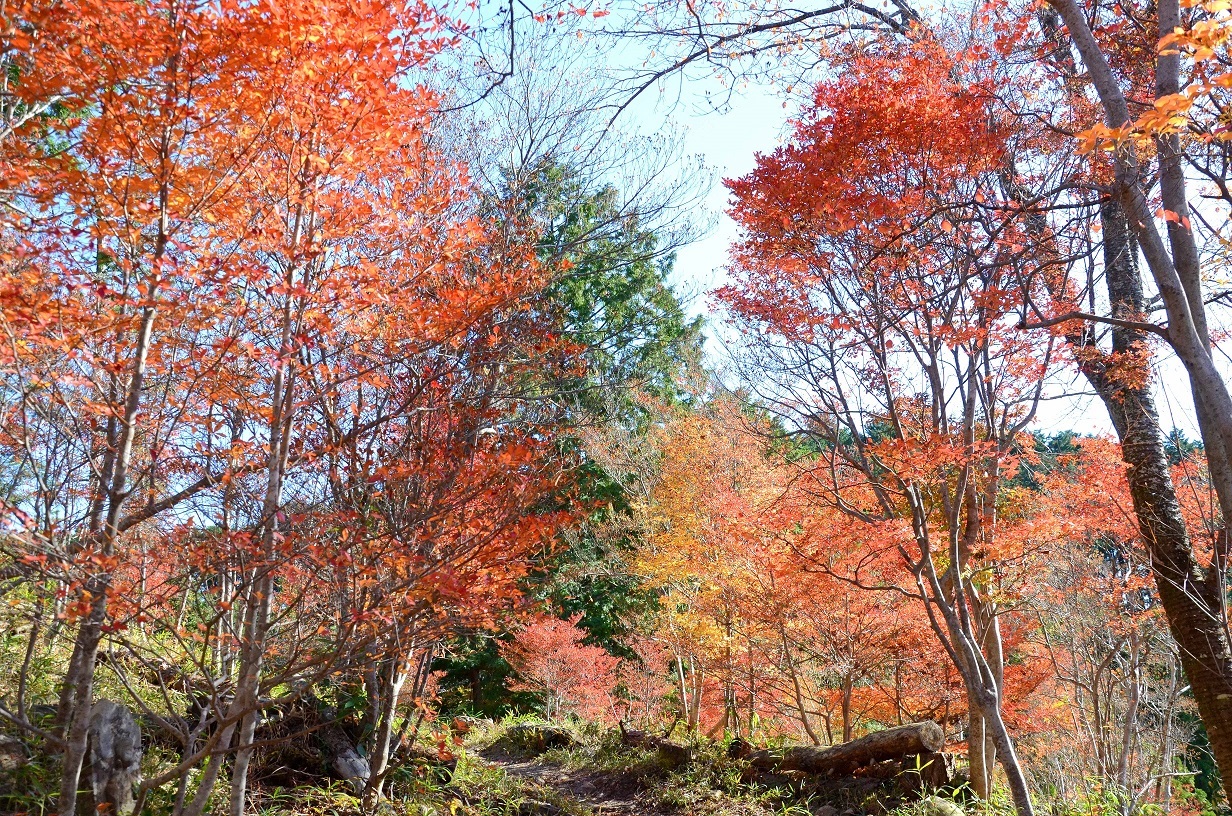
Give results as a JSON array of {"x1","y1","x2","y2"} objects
[
  {"x1": 769, "y1": 531, "x2": 961, "y2": 744},
  {"x1": 717, "y1": 39, "x2": 1064, "y2": 814},
  {"x1": 0, "y1": 0, "x2": 579, "y2": 812},
  {"x1": 951, "y1": 0, "x2": 1232, "y2": 785},
  {"x1": 581, "y1": 391, "x2": 952, "y2": 744},
  {"x1": 501, "y1": 615, "x2": 623, "y2": 721},
  {"x1": 426, "y1": 158, "x2": 703, "y2": 717},
  {"x1": 631, "y1": 398, "x2": 797, "y2": 737},
  {"x1": 595, "y1": 0, "x2": 1232, "y2": 788}
]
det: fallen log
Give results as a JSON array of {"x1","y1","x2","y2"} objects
[
  {"x1": 745, "y1": 722, "x2": 944, "y2": 777},
  {"x1": 319, "y1": 720, "x2": 371, "y2": 793},
  {"x1": 900, "y1": 750, "x2": 958, "y2": 791}
]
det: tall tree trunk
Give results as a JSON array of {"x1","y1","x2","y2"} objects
[
  {"x1": 968, "y1": 696, "x2": 991, "y2": 799},
  {"x1": 675, "y1": 654, "x2": 693, "y2": 733},
  {"x1": 1045, "y1": 0, "x2": 1232, "y2": 781},
  {"x1": 227, "y1": 576, "x2": 273, "y2": 816},
  {"x1": 968, "y1": 595, "x2": 1004, "y2": 798},
  {"x1": 689, "y1": 658, "x2": 703, "y2": 733},
  {"x1": 180, "y1": 712, "x2": 240, "y2": 816},
  {"x1": 841, "y1": 676, "x2": 853, "y2": 743},
  {"x1": 910, "y1": 485, "x2": 1035, "y2": 816},
  {"x1": 1116, "y1": 634, "x2": 1141, "y2": 814},
  {"x1": 226, "y1": 237, "x2": 300, "y2": 816},
  {"x1": 1064, "y1": 195, "x2": 1232, "y2": 785}
]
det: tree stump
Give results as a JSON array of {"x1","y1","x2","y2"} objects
[{"x1": 900, "y1": 751, "x2": 957, "y2": 791}]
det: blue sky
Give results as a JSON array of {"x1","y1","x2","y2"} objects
[{"x1": 659, "y1": 89, "x2": 791, "y2": 307}]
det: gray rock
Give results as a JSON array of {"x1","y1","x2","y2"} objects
[
  {"x1": 815, "y1": 805, "x2": 840, "y2": 816},
  {"x1": 319, "y1": 721, "x2": 370, "y2": 793},
  {"x1": 86, "y1": 700, "x2": 142, "y2": 816}
]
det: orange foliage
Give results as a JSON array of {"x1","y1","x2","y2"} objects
[
  {"x1": 502, "y1": 615, "x2": 623, "y2": 723},
  {"x1": 0, "y1": 0, "x2": 574, "y2": 805}
]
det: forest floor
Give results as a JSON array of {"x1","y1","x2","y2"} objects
[
  {"x1": 461, "y1": 721, "x2": 935, "y2": 816},
  {"x1": 239, "y1": 719, "x2": 968, "y2": 816}
]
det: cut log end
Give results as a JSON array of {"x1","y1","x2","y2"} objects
[{"x1": 620, "y1": 726, "x2": 692, "y2": 768}]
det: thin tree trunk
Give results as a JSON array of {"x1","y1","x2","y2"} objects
[
  {"x1": 689, "y1": 657, "x2": 703, "y2": 733},
  {"x1": 1116, "y1": 634, "x2": 1141, "y2": 814},
  {"x1": 910, "y1": 508, "x2": 1035, "y2": 816},
  {"x1": 18, "y1": 593, "x2": 43, "y2": 722},
  {"x1": 364, "y1": 656, "x2": 410, "y2": 808},
  {"x1": 780, "y1": 630, "x2": 821, "y2": 745},
  {"x1": 226, "y1": 214, "x2": 301, "y2": 815},
  {"x1": 675, "y1": 654, "x2": 692, "y2": 732},
  {"x1": 968, "y1": 695, "x2": 991, "y2": 799},
  {"x1": 180, "y1": 712, "x2": 240, "y2": 816},
  {"x1": 57, "y1": 299, "x2": 157, "y2": 816},
  {"x1": 1158, "y1": 654, "x2": 1180, "y2": 809},
  {"x1": 226, "y1": 584, "x2": 272, "y2": 816},
  {"x1": 841, "y1": 676, "x2": 853, "y2": 743}
]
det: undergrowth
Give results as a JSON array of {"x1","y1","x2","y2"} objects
[{"x1": 3, "y1": 716, "x2": 976, "y2": 816}]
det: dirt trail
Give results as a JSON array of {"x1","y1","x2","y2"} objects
[{"x1": 491, "y1": 757, "x2": 652, "y2": 815}]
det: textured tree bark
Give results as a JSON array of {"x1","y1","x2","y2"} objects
[
  {"x1": 1117, "y1": 400, "x2": 1232, "y2": 785},
  {"x1": 81, "y1": 700, "x2": 142, "y2": 816},
  {"x1": 226, "y1": 599, "x2": 270, "y2": 816}
]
